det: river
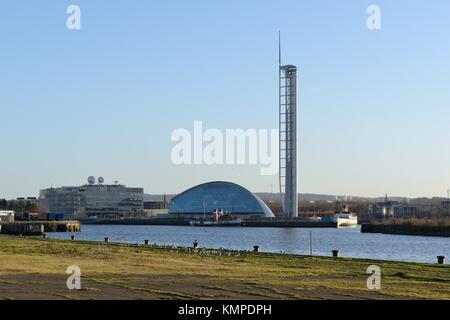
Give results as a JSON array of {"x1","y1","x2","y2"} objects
[{"x1": 47, "y1": 224, "x2": 449, "y2": 264}]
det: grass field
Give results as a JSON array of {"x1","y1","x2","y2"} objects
[{"x1": 0, "y1": 235, "x2": 449, "y2": 300}]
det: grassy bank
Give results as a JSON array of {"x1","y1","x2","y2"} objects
[{"x1": 0, "y1": 235, "x2": 449, "y2": 300}]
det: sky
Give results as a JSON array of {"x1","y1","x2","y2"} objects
[{"x1": 0, "y1": 0, "x2": 449, "y2": 199}]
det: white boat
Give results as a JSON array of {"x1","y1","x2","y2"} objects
[{"x1": 332, "y1": 206, "x2": 358, "y2": 228}]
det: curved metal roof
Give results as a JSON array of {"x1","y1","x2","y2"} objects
[{"x1": 169, "y1": 181, "x2": 275, "y2": 217}]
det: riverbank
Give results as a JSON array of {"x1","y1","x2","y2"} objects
[
  {"x1": 361, "y1": 219, "x2": 450, "y2": 237},
  {"x1": 82, "y1": 217, "x2": 337, "y2": 228},
  {"x1": 0, "y1": 235, "x2": 448, "y2": 300},
  {"x1": 0, "y1": 221, "x2": 81, "y2": 235}
]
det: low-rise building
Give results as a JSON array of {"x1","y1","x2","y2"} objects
[
  {"x1": 144, "y1": 201, "x2": 168, "y2": 210},
  {"x1": 15, "y1": 197, "x2": 39, "y2": 204},
  {"x1": 0, "y1": 211, "x2": 15, "y2": 223},
  {"x1": 368, "y1": 195, "x2": 421, "y2": 218},
  {"x1": 39, "y1": 179, "x2": 144, "y2": 219}
]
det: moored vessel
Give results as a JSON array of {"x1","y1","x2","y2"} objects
[
  {"x1": 189, "y1": 209, "x2": 242, "y2": 227},
  {"x1": 332, "y1": 205, "x2": 358, "y2": 228}
]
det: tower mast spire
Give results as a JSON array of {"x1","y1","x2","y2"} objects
[{"x1": 278, "y1": 31, "x2": 282, "y2": 66}]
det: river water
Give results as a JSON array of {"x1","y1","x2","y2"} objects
[{"x1": 47, "y1": 224, "x2": 449, "y2": 264}]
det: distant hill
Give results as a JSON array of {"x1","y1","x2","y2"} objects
[
  {"x1": 256, "y1": 193, "x2": 377, "y2": 202},
  {"x1": 144, "y1": 192, "x2": 441, "y2": 203}
]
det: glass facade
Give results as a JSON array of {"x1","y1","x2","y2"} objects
[
  {"x1": 39, "y1": 185, "x2": 143, "y2": 218},
  {"x1": 169, "y1": 181, "x2": 274, "y2": 217}
]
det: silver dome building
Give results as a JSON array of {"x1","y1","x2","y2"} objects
[{"x1": 169, "y1": 181, "x2": 275, "y2": 218}]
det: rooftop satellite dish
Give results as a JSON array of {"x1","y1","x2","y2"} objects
[
  {"x1": 87, "y1": 176, "x2": 96, "y2": 185},
  {"x1": 98, "y1": 177, "x2": 105, "y2": 184}
]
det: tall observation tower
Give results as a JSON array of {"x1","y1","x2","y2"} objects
[{"x1": 278, "y1": 34, "x2": 298, "y2": 218}]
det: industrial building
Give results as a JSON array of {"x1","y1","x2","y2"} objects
[
  {"x1": 368, "y1": 195, "x2": 421, "y2": 218},
  {"x1": 168, "y1": 181, "x2": 275, "y2": 218},
  {"x1": 39, "y1": 177, "x2": 144, "y2": 219}
]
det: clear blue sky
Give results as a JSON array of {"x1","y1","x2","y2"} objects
[{"x1": 1, "y1": 1, "x2": 449, "y2": 199}]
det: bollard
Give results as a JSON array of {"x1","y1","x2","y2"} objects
[
  {"x1": 71, "y1": 235, "x2": 75, "y2": 240},
  {"x1": 193, "y1": 240, "x2": 199, "y2": 249},
  {"x1": 332, "y1": 250, "x2": 339, "y2": 257},
  {"x1": 253, "y1": 245, "x2": 260, "y2": 253},
  {"x1": 104, "y1": 237, "x2": 109, "y2": 243},
  {"x1": 144, "y1": 240, "x2": 149, "y2": 245},
  {"x1": 437, "y1": 256, "x2": 445, "y2": 264}
]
